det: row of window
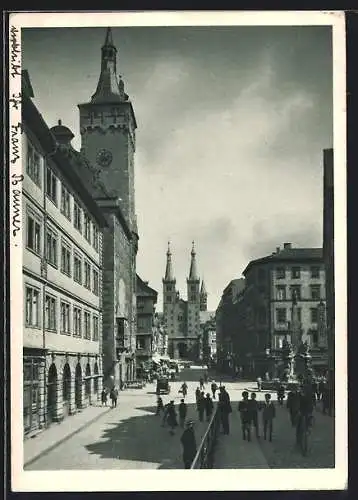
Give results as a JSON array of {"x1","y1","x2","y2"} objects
[
  {"x1": 26, "y1": 214, "x2": 100, "y2": 296},
  {"x1": 275, "y1": 266, "x2": 321, "y2": 280},
  {"x1": 26, "y1": 142, "x2": 100, "y2": 252},
  {"x1": 273, "y1": 332, "x2": 320, "y2": 350},
  {"x1": 25, "y1": 286, "x2": 99, "y2": 340},
  {"x1": 276, "y1": 307, "x2": 319, "y2": 324},
  {"x1": 276, "y1": 284, "x2": 322, "y2": 301}
]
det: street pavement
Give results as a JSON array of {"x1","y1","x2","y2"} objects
[
  {"x1": 24, "y1": 373, "x2": 335, "y2": 470},
  {"x1": 214, "y1": 381, "x2": 335, "y2": 469},
  {"x1": 25, "y1": 375, "x2": 213, "y2": 470}
]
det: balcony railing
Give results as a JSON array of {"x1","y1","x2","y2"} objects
[{"x1": 190, "y1": 404, "x2": 220, "y2": 469}]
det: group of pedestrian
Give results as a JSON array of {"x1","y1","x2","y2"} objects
[
  {"x1": 238, "y1": 391, "x2": 276, "y2": 441},
  {"x1": 101, "y1": 387, "x2": 118, "y2": 408},
  {"x1": 195, "y1": 390, "x2": 214, "y2": 422}
]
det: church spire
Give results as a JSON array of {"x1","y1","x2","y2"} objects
[
  {"x1": 188, "y1": 241, "x2": 199, "y2": 281},
  {"x1": 200, "y1": 277, "x2": 208, "y2": 311},
  {"x1": 91, "y1": 27, "x2": 128, "y2": 104},
  {"x1": 164, "y1": 241, "x2": 175, "y2": 282}
]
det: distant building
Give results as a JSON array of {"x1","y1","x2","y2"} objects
[
  {"x1": 22, "y1": 70, "x2": 107, "y2": 435},
  {"x1": 136, "y1": 275, "x2": 158, "y2": 367},
  {"x1": 216, "y1": 244, "x2": 328, "y2": 378},
  {"x1": 153, "y1": 313, "x2": 168, "y2": 357},
  {"x1": 200, "y1": 311, "x2": 216, "y2": 364},
  {"x1": 162, "y1": 242, "x2": 207, "y2": 360},
  {"x1": 215, "y1": 279, "x2": 245, "y2": 373}
]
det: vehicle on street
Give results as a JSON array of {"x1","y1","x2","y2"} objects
[{"x1": 156, "y1": 377, "x2": 171, "y2": 395}]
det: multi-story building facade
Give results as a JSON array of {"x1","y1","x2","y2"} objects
[
  {"x1": 200, "y1": 311, "x2": 216, "y2": 365},
  {"x1": 216, "y1": 244, "x2": 328, "y2": 378},
  {"x1": 243, "y1": 243, "x2": 327, "y2": 377},
  {"x1": 68, "y1": 28, "x2": 139, "y2": 387},
  {"x1": 323, "y1": 148, "x2": 335, "y2": 408},
  {"x1": 215, "y1": 279, "x2": 245, "y2": 373},
  {"x1": 162, "y1": 242, "x2": 207, "y2": 360},
  {"x1": 136, "y1": 275, "x2": 158, "y2": 367},
  {"x1": 22, "y1": 70, "x2": 106, "y2": 435},
  {"x1": 153, "y1": 313, "x2": 168, "y2": 357}
]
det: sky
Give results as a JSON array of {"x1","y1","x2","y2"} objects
[{"x1": 22, "y1": 24, "x2": 333, "y2": 312}]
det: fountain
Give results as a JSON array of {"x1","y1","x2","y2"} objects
[{"x1": 279, "y1": 291, "x2": 313, "y2": 388}]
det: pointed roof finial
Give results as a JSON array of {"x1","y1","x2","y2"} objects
[
  {"x1": 188, "y1": 241, "x2": 199, "y2": 281},
  {"x1": 200, "y1": 279, "x2": 207, "y2": 295},
  {"x1": 164, "y1": 241, "x2": 175, "y2": 282},
  {"x1": 91, "y1": 27, "x2": 129, "y2": 104},
  {"x1": 104, "y1": 27, "x2": 115, "y2": 47},
  {"x1": 191, "y1": 240, "x2": 195, "y2": 255}
]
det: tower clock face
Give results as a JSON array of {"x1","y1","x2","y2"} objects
[{"x1": 96, "y1": 148, "x2": 113, "y2": 167}]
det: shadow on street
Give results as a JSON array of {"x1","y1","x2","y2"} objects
[{"x1": 85, "y1": 402, "x2": 209, "y2": 469}]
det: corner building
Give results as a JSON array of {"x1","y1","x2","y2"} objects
[
  {"x1": 162, "y1": 242, "x2": 207, "y2": 360},
  {"x1": 76, "y1": 28, "x2": 139, "y2": 387},
  {"x1": 22, "y1": 71, "x2": 106, "y2": 435}
]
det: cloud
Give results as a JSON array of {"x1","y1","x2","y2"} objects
[{"x1": 22, "y1": 26, "x2": 332, "y2": 311}]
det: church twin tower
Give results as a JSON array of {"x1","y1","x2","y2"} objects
[{"x1": 162, "y1": 242, "x2": 207, "y2": 359}]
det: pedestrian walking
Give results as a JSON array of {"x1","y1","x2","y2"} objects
[
  {"x1": 248, "y1": 392, "x2": 260, "y2": 438},
  {"x1": 167, "y1": 400, "x2": 178, "y2": 435},
  {"x1": 295, "y1": 386, "x2": 314, "y2": 446},
  {"x1": 156, "y1": 396, "x2": 164, "y2": 415},
  {"x1": 257, "y1": 376, "x2": 262, "y2": 392},
  {"x1": 162, "y1": 402, "x2": 170, "y2": 427},
  {"x1": 277, "y1": 384, "x2": 286, "y2": 406},
  {"x1": 211, "y1": 380, "x2": 218, "y2": 399},
  {"x1": 262, "y1": 393, "x2": 276, "y2": 441},
  {"x1": 197, "y1": 392, "x2": 205, "y2": 422},
  {"x1": 218, "y1": 386, "x2": 232, "y2": 435},
  {"x1": 238, "y1": 391, "x2": 251, "y2": 441},
  {"x1": 204, "y1": 393, "x2": 214, "y2": 421},
  {"x1": 199, "y1": 377, "x2": 205, "y2": 391},
  {"x1": 204, "y1": 372, "x2": 208, "y2": 384},
  {"x1": 110, "y1": 387, "x2": 118, "y2": 408},
  {"x1": 180, "y1": 420, "x2": 197, "y2": 469},
  {"x1": 179, "y1": 398, "x2": 187, "y2": 428},
  {"x1": 195, "y1": 387, "x2": 201, "y2": 409},
  {"x1": 180, "y1": 382, "x2": 188, "y2": 398},
  {"x1": 322, "y1": 383, "x2": 329, "y2": 414},
  {"x1": 286, "y1": 387, "x2": 300, "y2": 426},
  {"x1": 318, "y1": 378, "x2": 325, "y2": 402},
  {"x1": 101, "y1": 388, "x2": 108, "y2": 406}
]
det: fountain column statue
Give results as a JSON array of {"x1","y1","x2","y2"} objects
[
  {"x1": 281, "y1": 336, "x2": 294, "y2": 382},
  {"x1": 290, "y1": 290, "x2": 302, "y2": 349}
]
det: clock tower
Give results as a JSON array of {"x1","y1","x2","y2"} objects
[{"x1": 78, "y1": 27, "x2": 137, "y2": 230}]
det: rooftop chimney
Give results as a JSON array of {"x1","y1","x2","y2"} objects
[{"x1": 283, "y1": 242, "x2": 292, "y2": 249}]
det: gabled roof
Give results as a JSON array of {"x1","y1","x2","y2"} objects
[
  {"x1": 243, "y1": 247, "x2": 323, "y2": 275},
  {"x1": 22, "y1": 71, "x2": 108, "y2": 228},
  {"x1": 136, "y1": 274, "x2": 158, "y2": 298}
]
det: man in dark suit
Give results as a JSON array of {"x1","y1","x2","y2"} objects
[{"x1": 262, "y1": 393, "x2": 276, "y2": 441}]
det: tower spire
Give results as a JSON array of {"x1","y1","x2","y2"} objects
[
  {"x1": 188, "y1": 241, "x2": 199, "y2": 281},
  {"x1": 200, "y1": 278, "x2": 207, "y2": 295},
  {"x1": 164, "y1": 241, "x2": 175, "y2": 282},
  {"x1": 104, "y1": 27, "x2": 114, "y2": 47},
  {"x1": 200, "y1": 277, "x2": 208, "y2": 311},
  {"x1": 91, "y1": 27, "x2": 128, "y2": 103}
]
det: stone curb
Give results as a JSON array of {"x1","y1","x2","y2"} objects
[{"x1": 24, "y1": 406, "x2": 112, "y2": 468}]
